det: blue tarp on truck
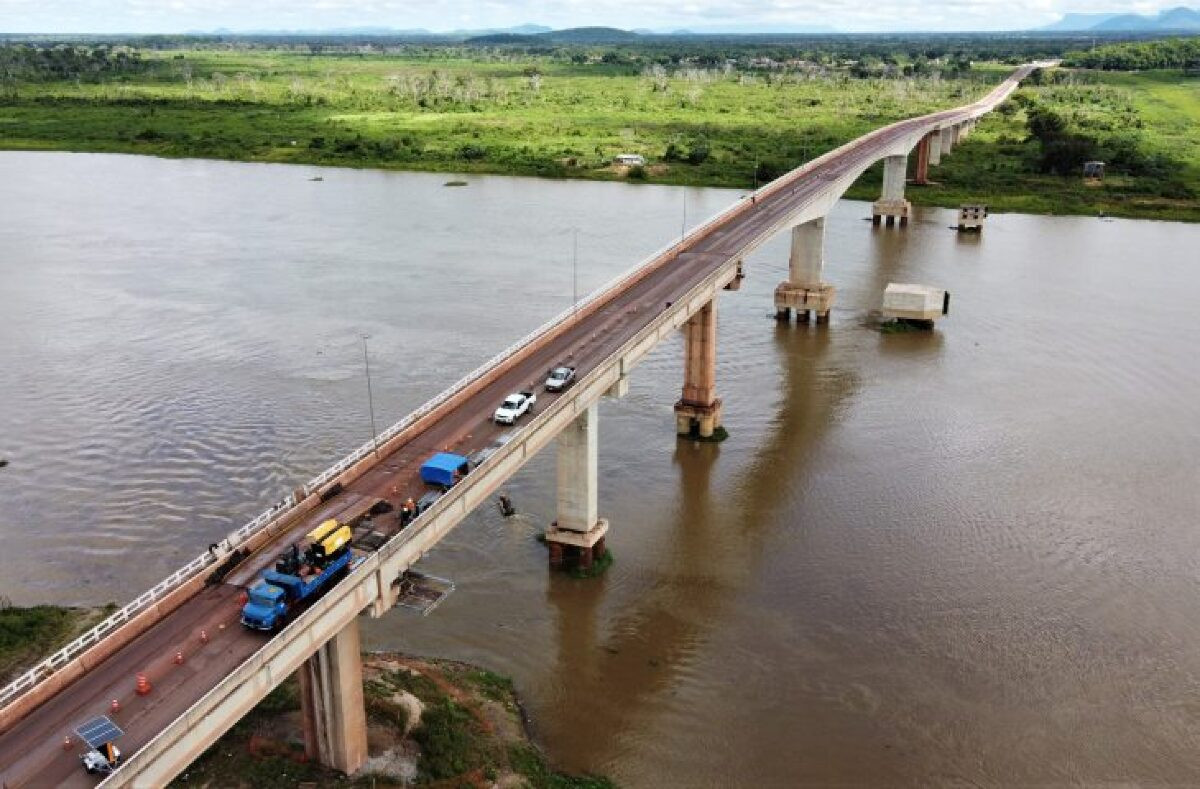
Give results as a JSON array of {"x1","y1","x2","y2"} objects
[{"x1": 420, "y1": 452, "x2": 470, "y2": 488}]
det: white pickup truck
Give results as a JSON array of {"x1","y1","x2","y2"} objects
[{"x1": 494, "y1": 391, "x2": 536, "y2": 425}]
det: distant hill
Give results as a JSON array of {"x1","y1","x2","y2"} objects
[
  {"x1": 467, "y1": 26, "x2": 642, "y2": 45},
  {"x1": 1038, "y1": 12, "x2": 1121, "y2": 31},
  {"x1": 543, "y1": 26, "x2": 641, "y2": 43},
  {"x1": 1039, "y1": 5, "x2": 1200, "y2": 31},
  {"x1": 1093, "y1": 6, "x2": 1200, "y2": 30}
]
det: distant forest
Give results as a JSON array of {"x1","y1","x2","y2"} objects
[
  {"x1": 2, "y1": 30, "x2": 1196, "y2": 70},
  {"x1": 1063, "y1": 36, "x2": 1200, "y2": 69}
]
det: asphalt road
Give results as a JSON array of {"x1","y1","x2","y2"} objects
[{"x1": 0, "y1": 66, "x2": 1032, "y2": 788}]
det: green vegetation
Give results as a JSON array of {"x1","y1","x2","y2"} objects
[
  {"x1": 912, "y1": 68, "x2": 1200, "y2": 221},
  {"x1": 175, "y1": 654, "x2": 612, "y2": 788},
  {"x1": 0, "y1": 43, "x2": 1004, "y2": 188},
  {"x1": 1064, "y1": 36, "x2": 1200, "y2": 70},
  {"x1": 0, "y1": 38, "x2": 1197, "y2": 221},
  {"x1": 570, "y1": 549, "x2": 615, "y2": 579},
  {"x1": 0, "y1": 600, "x2": 114, "y2": 684}
]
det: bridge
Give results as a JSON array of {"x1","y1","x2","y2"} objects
[{"x1": 0, "y1": 63, "x2": 1042, "y2": 787}]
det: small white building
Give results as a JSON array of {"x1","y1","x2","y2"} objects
[
  {"x1": 613, "y1": 154, "x2": 646, "y2": 167},
  {"x1": 882, "y1": 283, "x2": 950, "y2": 323}
]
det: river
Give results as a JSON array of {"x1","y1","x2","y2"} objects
[{"x1": 2, "y1": 151, "x2": 1199, "y2": 785}]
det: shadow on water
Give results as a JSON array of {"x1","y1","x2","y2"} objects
[{"x1": 541, "y1": 319, "x2": 858, "y2": 763}]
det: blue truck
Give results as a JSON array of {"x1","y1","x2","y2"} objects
[
  {"x1": 419, "y1": 452, "x2": 470, "y2": 489},
  {"x1": 241, "y1": 519, "x2": 353, "y2": 631}
]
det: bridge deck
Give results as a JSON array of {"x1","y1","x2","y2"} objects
[{"x1": 0, "y1": 66, "x2": 1034, "y2": 787}]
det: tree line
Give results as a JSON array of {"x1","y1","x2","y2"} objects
[{"x1": 1063, "y1": 37, "x2": 1200, "y2": 71}]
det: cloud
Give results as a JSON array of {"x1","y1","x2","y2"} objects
[{"x1": 0, "y1": 0, "x2": 1190, "y2": 33}]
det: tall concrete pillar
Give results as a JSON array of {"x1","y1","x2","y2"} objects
[
  {"x1": 774, "y1": 218, "x2": 834, "y2": 324},
  {"x1": 928, "y1": 129, "x2": 942, "y2": 166},
  {"x1": 939, "y1": 125, "x2": 955, "y2": 157},
  {"x1": 545, "y1": 403, "x2": 609, "y2": 570},
  {"x1": 872, "y1": 154, "x2": 912, "y2": 227},
  {"x1": 674, "y1": 300, "x2": 724, "y2": 438},
  {"x1": 914, "y1": 134, "x2": 931, "y2": 185},
  {"x1": 298, "y1": 618, "x2": 368, "y2": 775}
]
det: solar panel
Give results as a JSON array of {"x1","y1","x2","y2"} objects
[{"x1": 76, "y1": 715, "x2": 124, "y2": 748}]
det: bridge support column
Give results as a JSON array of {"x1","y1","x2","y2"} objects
[
  {"x1": 674, "y1": 299, "x2": 725, "y2": 439},
  {"x1": 545, "y1": 402, "x2": 609, "y2": 571},
  {"x1": 298, "y1": 618, "x2": 368, "y2": 775},
  {"x1": 939, "y1": 125, "x2": 955, "y2": 157},
  {"x1": 914, "y1": 134, "x2": 932, "y2": 185},
  {"x1": 774, "y1": 218, "x2": 835, "y2": 325},
  {"x1": 928, "y1": 129, "x2": 943, "y2": 166},
  {"x1": 872, "y1": 154, "x2": 911, "y2": 227}
]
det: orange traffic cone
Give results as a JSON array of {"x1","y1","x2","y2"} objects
[
  {"x1": 174, "y1": 650, "x2": 185, "y2": 666},
  {"x1": 110, "y1": 698, "x2": 120, "y2": 713},
  {"x1": 135, "y1": 673, "x2": 151, "y2": 696}
]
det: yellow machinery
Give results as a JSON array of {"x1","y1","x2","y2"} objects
[{"x1": 307, "y1": 518, "x2": 352, "y2": 562}]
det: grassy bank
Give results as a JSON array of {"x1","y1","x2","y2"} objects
[
  {"x1": 0, "y1": 46, "x2": 998, "y2": 190},
  {"x1": 0, "y1": 46, "x2": 1196, "y2": 220},
  {"x1": 908, "y1": 69, "x2": 1200, "y2": 222},
  {"x1": 0, "y1": 600, "x2": 114, "y2": 685},
  {"x1": 174, "y1": 652, "x2": 611, "y2": 788}
]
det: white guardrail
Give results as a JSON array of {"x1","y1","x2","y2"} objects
[{"x1": 0, "y1": 64, "x2": 1037, "y2": 714}]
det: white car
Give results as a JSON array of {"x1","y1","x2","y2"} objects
[
  {"x1": 545, "y1": 365, "x2": 576, "y2": 392},
  {"x1": 493, "y1": 391, "x2": 536, "y2": 425}
]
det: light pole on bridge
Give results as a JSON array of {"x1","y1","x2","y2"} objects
[{"x1": 361, "y1": 334, "x2": 379, "y2": 459}]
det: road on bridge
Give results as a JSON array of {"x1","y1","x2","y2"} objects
[{"x1": 0, "y1": 64, "x2": 1035, "y2": 788}]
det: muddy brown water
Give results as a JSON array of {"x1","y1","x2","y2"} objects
[{"x1": 2, "y1": 151, "x2": 1200, "y2": 785}]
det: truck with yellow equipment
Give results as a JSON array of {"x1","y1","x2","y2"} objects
[{"x1": 240, "y1": 518, "x2": 354, "y2": 631}]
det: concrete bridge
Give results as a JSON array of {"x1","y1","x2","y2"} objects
[{"x1": 0, "y1": 63, "x2": 1043, "y2": 787}]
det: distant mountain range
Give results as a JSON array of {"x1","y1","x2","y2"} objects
[
  {"x1": 1039, "y1": 6, "x2": 1200, "y2": 31},
  {"x1": 182, "y1": 22, "x2": 838, "y2": 41},
  {"x1": 184, "y1": 23, "x2": 554, "y2": 38}
]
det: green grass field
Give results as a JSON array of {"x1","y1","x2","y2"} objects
[{"x1": 1, "y1": 47, "x2": 1197, "y2": 220}]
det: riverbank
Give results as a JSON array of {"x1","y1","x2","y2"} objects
[
  {"x1": 0, "y1": 602, "x2": 611, "y2": 787},
  {"x1": 172, "y1": 652, "x2": 612, "y2": 788},
  {"x1": 1, "y1": 46, "x2": 1197, "y2": 221},
  {"x1": 0, "y1": 601, "x2": 114, "y2": 685}
]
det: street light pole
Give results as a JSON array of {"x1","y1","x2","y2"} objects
[
  {"x1": 681, "y1": 188, "x2": 687, "y2": 243},
  {"x1": 361, "y1": 334, "x2": 379, "y2": 458},
  {"x1": 572, "y1": 228, "x2": 579, "y2": 323}
]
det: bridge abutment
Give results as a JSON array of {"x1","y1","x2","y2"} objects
[
  {"x1": 674, "y1": 299, "x2": 725, "y2": 439},
  {"x1": 872, "y1": 154, "x2": 912, "y2": 227},
  {"x1": 774, "y1": 218, "x2": 835, "y2": 325},
  {"x1": 546, "y1": 402, "x2": 609, "y2": 571},
  {"x1": 298, "y1": 617, "x2": 368, "y2": 775}
]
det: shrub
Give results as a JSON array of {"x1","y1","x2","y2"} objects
[{"x1": 458, "y1": 144, "x2": 486, "y2": 161}]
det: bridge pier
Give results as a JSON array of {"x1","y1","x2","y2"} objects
[
  {"x1": 546, "y1": 402, "x2": 609, "y2": 571},
  {"x1": 914, "y1": 133, "x2": 932, "y2": 185},
  {"x1": 774, "y1": 218, "x2": 835, "y2": 325},
  {"x1": 872, "y1": 154, "x2": 912, "y2": 227},
  {"x1": 298, "y1": 618, "x2": 368, "y2": 775},
  {"x1": 674, "y1": 299, "x2": 725, "y2": 439},
  {"x1": 928, "y1": 128, "x2": 943, "y2": 166},
  {"x1": 939, "y1": 124, "x2": 955, "y2": 158}
]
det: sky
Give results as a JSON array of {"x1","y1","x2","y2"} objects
[{"x1": 0, "y1": 0, "x2": 1189, "y2": 34}]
